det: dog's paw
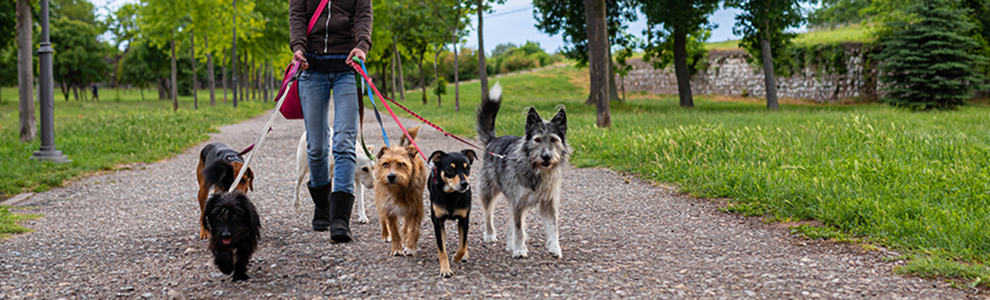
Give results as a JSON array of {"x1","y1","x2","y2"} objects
[
  {"x1": 453, "y1": 252, "x2": 469, "y2": 263},
  {"x1": 438, "y1": 268, "x2": 454, "y2": 278},
  {"x1": 548, "y1": 241, "x2": 562, "y2": 258},
  {"x1": 199, "y1": 229, "x2": 210, "y2": 240},
  {"x1": 357, "y1": 215, "x2": 370, "y2": 224},
  {"x1": 381, "y1": 236, "x2": 392, "y2": 242},
  {"x1": 402, "y1": 247, "x2": 417, "y2": 256},
  {"x1": 483, "y1": 232, "x2": 498, "y2": 243},
  {"x1": 389, "y1": 249, "x2": 404, "y2": 256},
  {"x1": 511, "y1": 249, "x2": 528, "y2": 259},
  {"x1": 232, "y1": 273, "x2": 250, "y2": 282}
]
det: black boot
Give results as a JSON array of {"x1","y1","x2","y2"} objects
[
  {"x1": 308, "y1": 181, "x2": 332, "y2": 231},
  {"x1": 329, "y1": 191, "x2": 355, "y2": 242}
]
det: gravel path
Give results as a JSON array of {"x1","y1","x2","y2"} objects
[{"x1": 1, "y1": 107, "x2": 983, "y2": 299}]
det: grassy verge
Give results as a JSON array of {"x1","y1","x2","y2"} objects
[
  {"x1": 706, "y1": 24, "x2": 870, "y2": 50},
  {"x1": 0, "y1": 88, "x2": 268, "y2": 198},
  {"x1": 0, "y1": 205, "x2": 41, "y2": 238},
  {"x1": 397, "y1": 65, "x2": 990, "y2": 285}
]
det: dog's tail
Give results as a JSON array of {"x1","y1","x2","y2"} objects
[
  {"x1": 202, "y1": 160, "x2": 236, "y2": 192},
  {"x1": 475, "y1": 81, "x2": 502, "y2": 145}
]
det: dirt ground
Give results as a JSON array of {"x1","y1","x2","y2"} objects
[{"x1": 0, "y1": 108, "x2": 984, "y2": 299}]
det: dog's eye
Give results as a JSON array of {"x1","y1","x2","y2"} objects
[
  {"x1": 361, "y1": 167, "x2": 369, "y2": 172},
  {"x1": 550, "y1": 137, "x2": 558, "y2": 143},
  {"x1": 381, "y1": 162, "x2": 389, "y2": 168},
  {"x1": 533, "y1": 137, "x2": 542, "y2": 143}
]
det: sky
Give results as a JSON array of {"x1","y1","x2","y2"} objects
[{"x1": 89, "y1": 0, "x2": 803, "y2": 54}]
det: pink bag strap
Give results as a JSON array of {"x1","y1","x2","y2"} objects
[{"x1": 307, "y1": 0, "x2": 331, "y2": 35}]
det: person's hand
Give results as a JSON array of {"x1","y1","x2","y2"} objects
[
  {"x1": 293, "y1": 50, "x2": 309, "y2": 70},
  {"x1": 346, "y1": 48, "x2": 366, "y2": 65}
]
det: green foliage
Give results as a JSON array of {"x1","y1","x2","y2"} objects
[
  {"x1": 898, "y1": 255, "x2": 990, "y2": 288},
  {"x1": 0, "y1": 0, "x2": 16, "y2": 51},
  {"x1": 51, "y1": 17, "x2": 110, "y2": 100},
  {"x1": 729, "y1": 0, "x2": 809, "y2": 75},
  {"x1": 119, "y1": 39, "x2": 169, "y2": 90},
  {"x1": 532, "y1": 0, "x2": 640, "y2": 66},
  {"x1": 433, "y1": 76, "x2": 447, "y2": 97},
  {"x1": 52, "y1": 0, "x2": 97, "y2": 25},
  {"x1": 875, "y1": 0, "x2": 988, "y2": 110},
  {"x1": 642, "y1": 30, "x2": 710, "y2": 75},
  {"x1": 807, "y1": 0, "x2": 872, "y2": 28},
  {"x1": 488, "y1": 41, "x2": 562, "y2": 74},
  {"x1": 790, "y1": 223, "x2": 854, "y2": 241},
  {"x1": 0, "y1": 205, "x2": 41, "y2": 238},
  {"x1": 0, "y1": 89, "x2": 267, "y2": 197}
]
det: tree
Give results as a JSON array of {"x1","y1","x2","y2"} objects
[
  {"x1": 875, "y1": 0, "x2": 988, "y2": 110},
  {"x1": 585, "y1": 0, "x2": 610, "y2": 127},
  {"x1": 51, "y1": 17, "x2": 110, "y2": 101},
  {"x1": 475, "y1": 0, "x2": 506, "y2": 101},
  {"x1": 15, "y1": 0, "x2": 33, "y2": 142},
  {"x1": 729, "y1": 0, "x2": 808, "y2": 110},
  {"x1": 638, "y1": 0, "x2": 719, "y2": 108},
  {"x1": 807, "y1": 0, "x2": 871, "y2": 28},
  {"x1": 139, "y1": 0, "x2": 189, "y2": 110},
  {"x1": 119, "y1": 39, "x2": 170, "y2": 100},
  {"x1": 52, "y1": 0, "x2": 97, "y2": 25},
  {"x1": 533, "y1": 0, "x2": 639, "y2": 102},
  {"x1": 0, "y1": 0, "x2": 16, "y2": 106}
]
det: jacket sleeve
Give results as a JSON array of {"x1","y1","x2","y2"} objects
[
  {"x1": 352, "y1": 0, "x2": 373, "y2": 53},
  {"x1": 289, "y1": 0, "x2": 309, "y2": 54}
]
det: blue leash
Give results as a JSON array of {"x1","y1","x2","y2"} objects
[{"x1": 356, "y1": 58, "x2": 391, "y2": 148}]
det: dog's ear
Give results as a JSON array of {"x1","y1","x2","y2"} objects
[
  {"x1": 202, "y1": 194, "x2": 221, "y2": 231},
  {"x1": 400, "y1": 126, "x2": 420, "y2": 146},
  {"x1": 429, "y1": 150, "x2": 445, "y2": 166},
  {"x1": 245, "y1": 167, "x2": 255, "y2": 191},
  {"x1": 365, "y1": 145, "x2": 376, "y2": 157},
  {"x1": 525, "y1": 107, "x2": 542, "y2": 134},
  {"x1": 405, "y1": 145, "x2": 420, "y2": 160},
  {"x1": 551, "y1": 108, "x2": 567, "y2": 135},
  {"x1": 461, "y1": 149, "x2": 477, "y2": 164},
  {"x1": 376, "y1": 145, "x2": 388, "y2": 160}
]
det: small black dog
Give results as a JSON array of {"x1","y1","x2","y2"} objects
[
  {"x1": 202, "y1": 191, "x2": 260, "y2": 281},
  {"x1": 427, "y1": 149, "x2": 477, "y2": 277}
]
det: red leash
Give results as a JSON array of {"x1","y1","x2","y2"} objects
[
  {"x1": 348, "y1": 59, "x2": 506, "y2": 159},
  {"x1": 350, "y1": 59, "x2": 429, "y2": 162}
]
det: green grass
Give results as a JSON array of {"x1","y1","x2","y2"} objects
[
  {"x1": 706, "y1": 24, "x2": 871, "y2": 50},
  {"x1": 0, "y1": 205, "x2": 41, "y2": 238},
  {"x1": 0, "y1": 88, "x2": 268, "y2": 198},
  {"x1": 396, "y1": 65, "x2": 990, "y2": 284}
]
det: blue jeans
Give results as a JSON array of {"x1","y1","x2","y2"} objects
[{"x1": 298, "y1": 69, "x2": 359, "y2": 194}]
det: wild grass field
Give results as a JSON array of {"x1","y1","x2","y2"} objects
[
  {"x1": 705, "y1": 24, "x2": 871, "y2": 50},
  {"x1": 399, "y1": 65, "x2": 990, "y2": 283},
  {"x1": 0, "y1": 88, "x2": 268, "y2": 199}
]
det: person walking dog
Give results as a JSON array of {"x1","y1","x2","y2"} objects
[{"x1": 289, "y1": 0, "x2": 372, "y2": 242}]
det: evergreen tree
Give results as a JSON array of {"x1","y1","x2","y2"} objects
[{"x1": 876, "y1": 0, "x2": 988, "y2": 110}]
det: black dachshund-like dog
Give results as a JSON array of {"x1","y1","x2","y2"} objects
[
  {"x1": 427, "y1": 149, "x2": 477, "y2": 277},
  {"x1": 202, "y1": 191, "x2": 260, "y2": 281}
]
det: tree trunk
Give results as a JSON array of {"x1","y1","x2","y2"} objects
[
  {"x1": 16, "y1": 0, "x2": 34, "y2": 142},
  {"x1": 454, "y1": 42, "x2": 460, "y2": 112},
  {"x1": 477, "y1": 0, "x2": 489, "y2": 98},
  {"x1": 222, "y1": 58, "x2": 228, "y2": 103},
  {"x1": 761, "y1": 21, "x2": 778, "y2": 111},
  {"x1": 434, "y1": 49, "x2": 441, "y2": 107},
  {"x1": 584, "y1": 0, "x2": 610, "y2": 127},
  {"x1": 139, "y1": 85, "x2": 145, "y2": 101},
  {"x1": 393, "y1": 36, "x2": 405, "y2": 101},
  {"x1": 418, "y1": 49, "x2": 427, "y2": 104},
  {"x1": 171, "y1": 38, "x2": 178, "y2": 111},
  {"x1": 263, "y1": 61, "x2": 269, "y2": 102},
  {"x1": 191, "y1": 29, "x2": 198, "y2": 110},
  {"x1": 158, "y1": 79, "x2": 167, "y2": 100},
  {"x1": 73, "y1": 85, "x2": 80, "y2": 101},
  {"x1": 390, "y1": 49, "x2": 397, "y2": 100},
  {"x1": 608, "y1": 50, "x2": 621, "y2": 102},
  {"x1": 206, "y1": 36, "x2": 216, "y2": 107},
  {"x1": 672, "y1": 27, "x2": 693, "y2": 108}
]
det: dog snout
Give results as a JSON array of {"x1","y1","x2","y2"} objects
[
  {"x1": 541, "y1": 153, "x2": 552, "y2": 162},
  {"x1": 221, "y1": 232, "x2": 232, "y2": 238},
  {"x1": 387, "y1": 173, "x2": 397, "y2": 183}
]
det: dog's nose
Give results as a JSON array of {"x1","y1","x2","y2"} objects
[
  {"x1": 460, "y1": 181, "x2": 470, "y2": 189},
  {"x1": 221, "y1": 232, "x2": 231, "y2": 238},
  {"x1": 541, "y1": 154, "x2": 551, "y2": 162},
  {"x1": 387, "y1": 173, "x2": 397, "y2": 182}
]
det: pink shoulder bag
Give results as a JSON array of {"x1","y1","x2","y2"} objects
[{"x1": 275, "y1": 0, "x2": 331, "y2": 119}]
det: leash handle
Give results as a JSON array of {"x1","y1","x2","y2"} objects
[
  {"x1": 229, "y1": 61, "x2": 300, "y2": 193},
  {"x1": 350, "y1": 58, "x2": 429, "y2": 162}
]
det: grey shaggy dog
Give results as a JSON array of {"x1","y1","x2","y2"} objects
[{"x1": 475, "y1": 82, "x2": 570, "y2": 259}]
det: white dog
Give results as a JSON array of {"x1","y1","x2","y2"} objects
[{"x1": 294, "y1": 129, "x2": 376, "y2": 224}]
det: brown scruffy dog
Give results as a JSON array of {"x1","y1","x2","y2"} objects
[{"x1": 373, "y1": 126, "x2": 427, "y2": 256}]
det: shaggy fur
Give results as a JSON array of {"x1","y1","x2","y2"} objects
[
  {"x1": 427, "y1": 149, "x2": 477, "y2": 277},
  {"x1": 373, "y1": 126, "x2": 427, "y2": 256},
  {"x1": 293, "y1": 129, "x2": 376, "y2": 223},
  {"x1": 197, "y1": 142, "x2": 254, "y2": 239},
  {"x1": 202, "y1": 191, "x2": 261, "y2": 282},
  {"x1": 475, "y1": 82, "x2": 570, "y2": 259}
]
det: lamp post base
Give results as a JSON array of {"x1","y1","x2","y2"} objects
[{"x1": 31, "y1": 150, "x2": 70, "y2": 163}]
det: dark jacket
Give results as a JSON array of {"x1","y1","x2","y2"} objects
[{"x1": 289, "y1": 0, "x2": 373, "y2": 55}]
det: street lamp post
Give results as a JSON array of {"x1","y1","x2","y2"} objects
[{"x1": 31, "y1": 0, "x2": 69, "y2": 163}]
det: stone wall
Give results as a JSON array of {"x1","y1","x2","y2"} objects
[{"x1": 622, "y1": 42, "x2": 880, "y2": 103}]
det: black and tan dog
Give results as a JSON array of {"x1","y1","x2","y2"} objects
[
  {"x1": 197, "y1": 142, "x2": 254, "y2": 239},
  {"x1": 202, "y1": 191, "x2": 260, "y2": 282},
  {"x1": 427, "y1": 149, "x2": 477, "y2": 277}
]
